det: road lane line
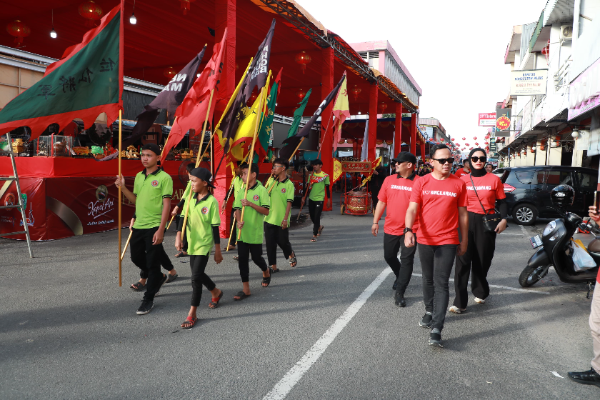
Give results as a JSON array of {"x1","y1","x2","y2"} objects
[
  {"x1": 411, "y1": 273, "x2": 550, "y2": 295},
  {"x1": 520, "y1": 225, "x2": 529, "y2": 236},
  {"x1": 263, "y1": 268, "x2": 392, "y2": 400}
]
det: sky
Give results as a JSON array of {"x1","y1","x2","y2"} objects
[{"x1": 297, "y1": 0, "x2": 547, "y2": 152}]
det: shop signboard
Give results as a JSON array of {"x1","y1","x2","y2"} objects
[
  {"x1": 568, "y1": 57, "x2": 600, "y2": 121},
  {"x1": 510, "y1": 69, "x2": 548, "y2": 96},
  {"x1": 495, "y1": 106, "x2": 511, "y2": 137},
  {"x1": 478, "y1": 113, "x2": 496, "y2": 126}
]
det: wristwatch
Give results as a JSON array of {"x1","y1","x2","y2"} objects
[{"x1": 404, "y1": 227, "x2": 413, "y2": 234}]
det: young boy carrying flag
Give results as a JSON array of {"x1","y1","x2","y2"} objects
[
  {"x1": 233, "y1": 163, "x2": 271, "y2": 300},
  {"x1": 265, "y1": 158, "x2": 297, "y2": 272},
  {"x1": 115, "y1": 144, "x2": 172, "y2": 315},
  {"x1": 175, "y1": 167, "x2": 224, "y2": 329}
]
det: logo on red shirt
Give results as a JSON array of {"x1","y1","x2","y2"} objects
[
  {"x1": 281, "y1": 188, "x2": 286, "y2": 193},
  {"x1": 253, "y1": 195, "x2": 259, "y2": 201},
  {"x1": 151, "y1": 180, "x2": 159, "y2": 187},
  {"x1": 201, "y1": 207, "x2": 208, "y2": 214}
]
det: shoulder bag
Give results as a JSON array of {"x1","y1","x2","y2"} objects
[{"x1": 469, "y1": 174, "x2": 502, "y2": 233}]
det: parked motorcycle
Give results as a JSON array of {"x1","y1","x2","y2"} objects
[{"x1": 519, "y1": 185, "x2": 599, "y2": 292}]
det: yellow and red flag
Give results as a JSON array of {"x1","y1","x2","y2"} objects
[
  {"x1": 332, "y1": 71, "x2": 349, "y2": 153},
  {"x1": 332, "y1": 158, "x2": 343, "y2": 184}
]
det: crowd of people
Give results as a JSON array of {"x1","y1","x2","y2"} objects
[{"x1": 114, "y1": 145, "x2": 330, "y2": 328}]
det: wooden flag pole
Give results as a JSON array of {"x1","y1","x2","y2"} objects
[
  {"x1": 316, "y1": 112, "x2": 336, "y2": 159},
  {"x1": 226, "y1": 214, "x2": 236, "y2": 252},
  {"x1": 121, "y1": 230, "x2": 132, "y2": 261},
  {"x1": 181, "y1": 89, "x2": 215, "y2": 239},
  {"x1": 166, "y1": 215, "x2": 175, "y2": 230},
  {"x1": 237, "y1": 84, "x2": 268, "y2": 241},
  {"x1": 118, "y1": 109, "x2": 123, "y2": 287}
]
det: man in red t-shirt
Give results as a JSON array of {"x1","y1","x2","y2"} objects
[
  {"x1": 404, "y1": 144, "x2": 468, "y2": 347},
  {"x1": 372, "y1": 151, "x2": 419, "y2": 307},
  {"x1": 568, "y1": 205, "x2": 600, "y2": 387},
  {"x1": 455, "y1": 159, "x2": 470, "y2": 178}
]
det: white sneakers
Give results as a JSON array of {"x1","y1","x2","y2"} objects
[
  {"x1": 448, "y1": 306, "x2": 466, "y2": 314},
  {"x1": 474, "y1": 297, "x2": 486, "y2": 304}
]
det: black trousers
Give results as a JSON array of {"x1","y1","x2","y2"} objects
[
  {"x1": 419, "y1": 244, "x2": 457, "y2": 331},
  {"x1": 130, "y1": 227, "x2": 164, "y2": 301},
  {"x1": 237, "y1": 241, "x2": 268, "y2": 283},
  {"x1": 308, "y1": 199, "x2": 323, "y2": 236},
  {"x1": 189, "y1": 254, "x2": 217, "y2": 307},
  {"x1": 383, "y1": 233, "x2": 417, "y2": 296},
  {"x1": 140, "y1": 245, "x2": 173, "y2": 279},
  {"x1": 265, "y1": 222, "x2": 294, "y2": 266},
  {"x1": 453, "y1": 212, "x2": 497, "y2": 309}
]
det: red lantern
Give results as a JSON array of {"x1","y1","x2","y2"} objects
[
  {"x1": 386, "y1": 140, "x2": 393, "y2": 145},
  {"x1": 163, "y1": 67, "x2": 177, "y2": 80},
  {"x1": 6, "y1": 20, "x2": 30, "y2": 47},
  {"x1": 542, "y1": 40, "x2": 550, "y2": 62},
  {"x1": 440, "y1": 138, "x2": 445, "y2": 142},
  {"x1": 338, "y1": 139, "x2": 345, "y2": 145},
  {"x1": 296, "y1": 88, "x2": 306, "y2": 101},
  {"x1": 295, "y1": 51, "x2": 312, "y2": 74},
  {"x1": 379, "y1": 102, "x2": 388, "y2": 114},
  {"x1": 465, "y1": 143, "x2": 469, "y2": 146},
  {"x1": 475, "y1": 142, "x2": 479, "y2": 145},
  {"x1": 462, "y1": 137, "x2": 466, "y2": 140},
  {"x1": 79, "y1": 1, "x2": 103, "y2": 27},
  {"x1": 347, "y1": 138, "x2": 354, "y2": 144},
  {"x1": 179, "y1": 0, "x2": 197, "y2": 15},
  {"x1": 352, "y1": 85, "x2": 362, "y2": 101},
  {"x1": 473, "y1": 136, "x2": 477, "y2": 140},
  {"x1": 376, "y1": 139, "x2": 383, "y2": 145}
]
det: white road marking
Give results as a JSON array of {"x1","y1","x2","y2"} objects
[
  {"x1": 411, "y1": 273, "x2": 550, "y2": 295},
  {"x1": 263, "y1": 268, "x2": 392, "y2": 400},
  {"x1": 520, "y1": 225, "x2": 529, "y2": 236}
]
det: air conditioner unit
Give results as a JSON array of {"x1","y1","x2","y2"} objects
[{"x1": 560, "y1": 25, "x2": 573, "y2": 41}]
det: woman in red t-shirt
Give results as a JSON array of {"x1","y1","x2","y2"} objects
[{"x1": 449, "y1": 148, "x2": 508, "y2": 315}]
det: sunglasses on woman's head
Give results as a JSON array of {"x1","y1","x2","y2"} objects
[
  {"x1": 432, "y1": 158, "x2": 454, "y2": 164},
  {"x1": 471, "y1": 156, "x2": 486, "y2": 163}
]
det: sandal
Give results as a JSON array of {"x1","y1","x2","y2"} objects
[
  {"x1": 175, "y1": 251, "x2": 189, "y2": 258},
  {"x1": 262, "y1": 272, "x2": 271, "y2": 287},
  {"x1": 288, "y1": 255, "x2": 297, "y2": 268},
  {"x1": 269, "y1": 266, "x2": 280, "y2": 274},
  {"x1": 311, "y1": 237, "x2": 317, "y2": 242},
  {"x1": 233, "y1": 255, "x2": 239, "y2": 261},
  {"x1": 166, "y1": 273, "x2": 178, "y2": 283},
  {"x1": 233, "y1": 291, "x2": 251, "y2": 301},
  {"x1": 317, "y1": 226, "x2": 324, "y2": 236},
  {"x1": 130, "y1": 281, "x2": 146, "y2": 291},
  {"x1": 181, "y1": 316, "x2": 198, "y2": 329},
  {"x1": 208, "y1": 290, "x2": 224, "y2": 309}
]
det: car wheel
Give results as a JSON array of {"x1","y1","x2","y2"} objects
[{"x1": 512, "y1": 203, "x2": 538, "y2": 225}]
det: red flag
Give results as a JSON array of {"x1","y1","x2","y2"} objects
[{"x1": 161, "y1": 30, "x2": 227, "y2": 163}]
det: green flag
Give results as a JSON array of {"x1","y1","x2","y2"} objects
[
  {"x1": 286, "y1": 88, "x2": 312, "y2": 138},
  {"x1": 0, "y1": 4, "x2": 123, "y2": 139}
]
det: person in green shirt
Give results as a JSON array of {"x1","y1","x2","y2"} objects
[
  {"x1": 115, "y1": 143, "x2": 172, "y2": 315},
  {"x1": 232, "y1": 163, "x2": 271, "y2": 301},
  {"x1": 305, "y1": 159, "x2": 331, "y2": 242},
  {"x1": 170, "y1": 162, "x2": 195, "y2": 258},
  {"x1": 265, "y1": 158, "x2": 297, "y2": 272},
  {"x1": 175, "y1": 167, "x2": 224, "y2": 329}
]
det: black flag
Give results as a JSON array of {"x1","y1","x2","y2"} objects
[
  {"x1": 217, "y1": 19, "x2": 275, "y2": 153},
  {"x1": 279, "y1": 74, "x2": 345, "y2": 161},
  {"x1": 119, "y1": 46, "x2": 206, "y2": 150}
]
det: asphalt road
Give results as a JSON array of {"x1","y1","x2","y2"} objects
[{"x1": 1, "y1": 203, "x2": 598, "y2": 399}]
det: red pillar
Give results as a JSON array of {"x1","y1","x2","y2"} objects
[
  {"x1": 214, "y1": 0, "x2": 236, "y2": 238},
  {"x1": 410, "y1": 113, "x2": 417, "y2": 156},
  {"x1": 368, "y1": 84, "x2": 378, "y2": 161},
  {"x1": 321, "y1": 47, "x2": 334, "y2": 211},
  {"x1": 394, "y1": 102, "x2": 403, "y2": 157}
]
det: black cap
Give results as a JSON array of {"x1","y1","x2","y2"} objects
[
  {"x1": 141, "y1": 143, "x2": 161, "y2": 156},
  {"x1": 190, "y1": 167, "x2": 215, "y2": 188},
  {"x1": 393, "y1": 151, "x2": 417, "y2": 164}
]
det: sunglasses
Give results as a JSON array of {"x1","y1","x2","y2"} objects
[
  {"x1": 471, "y1": 156, "x2": 487, "y2": 163},
  {"x1": 432, "y1": 158, "x2": 454, "y2": 164}
]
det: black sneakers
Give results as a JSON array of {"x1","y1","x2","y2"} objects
[
  {"x1": 419, "y1": 312, "x2": 433, "y2": 328},
  {"x1": 392, "y1": 278, "x2": 398, "y2": 291},
  {"x1": 429, "y1": 329, "x2": 443, "y2": 347},
  {"x1": 155, "y1": 274, "x2": 169, "y2": 296},
  {"x1": 394, "y1": 292, "x2": 406, "y2": 307},
  {"x1": 136, "y1": 300, "x2": 154, "y2": 315},
  {"x1": 568, "y1": 368, "x2": 600, "y2": 387}
]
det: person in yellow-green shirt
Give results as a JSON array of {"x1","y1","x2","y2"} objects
[
  {"x1": 170, "y1": 162, "x2": 195, "y2": 258},
  {"x1": 221, "y1": 164, "x2": 243, "y2": 253},
  {"x1": 233, "y1": 163, "x2": 271, "y2": 301},
  {"x1": 115, "y1": 143, "x2": 172, "y2": 316},
  {"x1": 306, "y1": 159, "x2": 331, "y2": 242},
  {"x1": 175, "y1": 167, "x2": 223, "y2": 329},
  {"x1": 265, "y1": 158, "x2": 297, "y2": 272}
]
